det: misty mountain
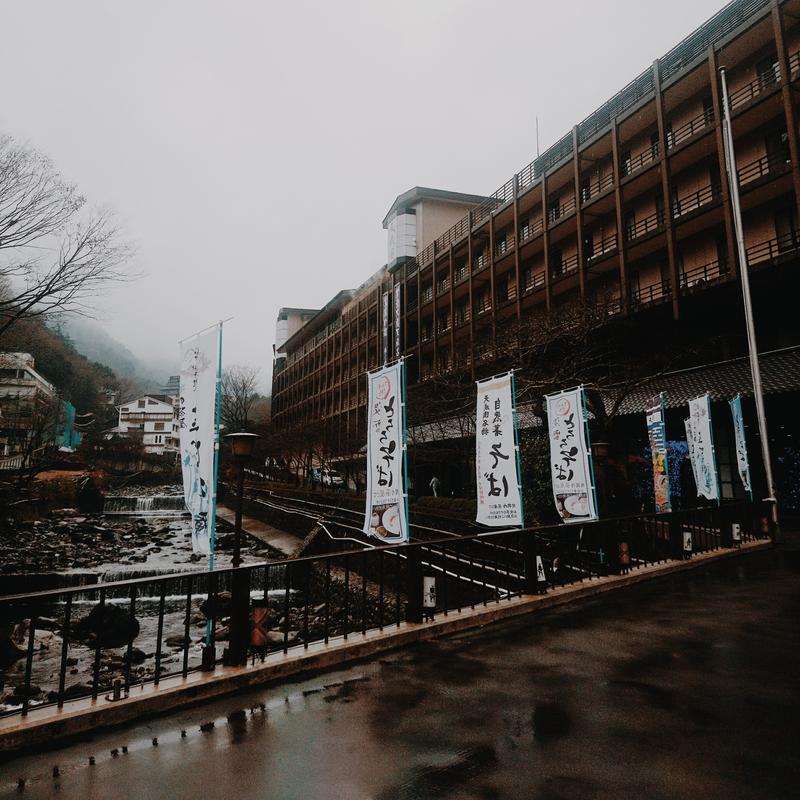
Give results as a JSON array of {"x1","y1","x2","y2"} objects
[{"x1": 57, "y1": 317, "x2": 172, "y2": 388}]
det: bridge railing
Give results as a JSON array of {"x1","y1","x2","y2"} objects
[{"x1": 0, "y1": 501, "x2": 769, "y2": 719}]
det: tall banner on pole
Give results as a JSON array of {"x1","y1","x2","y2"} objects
[
  {"x1": 545, "y1": 386, "x2": 598, "y2": 524},
  {"x1": 178, "y1": 327, "x2": 221, "y2": 555},
  {"x1": 382, "y1": 290, "x2": 390, "y2": 365},
  {"x1": 646, "y1": 393, "x2": 671, "y2": 513},
  {"x1": 686, "y1": 395, "x2": 720, "y2": 501},
  {"x1": 365, "y1": 360, "x2": 408, "y2": 543},
  {"x1": 475, "y1": 372, "x2": 523, "y2": 526},
  {"x1": 729, "y1": 394, "x2": 752, "y2": 497}
]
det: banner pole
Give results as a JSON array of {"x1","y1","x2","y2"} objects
[
  {"x1": 205, "y1": 321, "x2": 224, "y2": 646},
  {"x1": 510, "y1": 370, "x2": 525, "y2": 529},
  {"x1": 719, "y1": 67, "x2": 778, "y2": 532},
  {"x1": 705, "y1": 393, "x2": 721, "y2": 507},
  {"x1": 581, "y1": 385, "x2": 600, "y2": 519}
]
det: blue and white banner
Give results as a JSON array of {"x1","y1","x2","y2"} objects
[
  {"x1": 729, "y1": 394, "x2": 752, "y2": 496},
  {"x1": 365, "y1": 360, "x2": 408, "y2": 543},
  {"x1": 178, "y1": 327, "x2": 220, "y2": 555},
  {"x1": 545, "y1": 386, "x2": 598, "y2": 524},
  {"x1": 686, "y1": 395, "x2": 719, "y2": 501},
  {"x1": 475, "y1": 372, "x2": 522, "y2": 526}
]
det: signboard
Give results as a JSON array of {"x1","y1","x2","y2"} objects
[
  {"x1": 364, "y1": 361, "x2": 408, "y2": 543},
  {"x1": 687, "y1": 395, "x2": 720, "y2": 501},
  {"x1": 545, "y1": 386, "x2": 598, "y2": 523},
  {"x1": 382, "y1": 291, "x2": 390, "y2": 365},
  {"x1": 645, "y1": 393, "x2": 671, "y2": 513},
  {"x1": 393, "y1": 282, "x2": 402, "y2": 358},
  {"x1": 729, "y1": 394, "x2": 752, "y2": 496},
  {"x1": 475, "y1": 372, "x2": 523, "y2": 527},
  {"x1": 178, "y1": 327, "x2": 220, "y2": 555}
]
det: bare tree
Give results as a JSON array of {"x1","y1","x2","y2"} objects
[
  {"x1": 220, "y1": 365, "x2": 262, "y2": 432},
  {"x1": 0, "y1": 135, "x2": 134, "y2": 336}
]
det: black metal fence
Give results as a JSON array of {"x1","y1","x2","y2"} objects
[{"x1": 0, "y1": 501, "x2": 769, "y2": 719}]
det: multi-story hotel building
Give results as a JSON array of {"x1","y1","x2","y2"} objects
[{"x1": 272, "y1": 0, "x2": 800, "y2": 485}]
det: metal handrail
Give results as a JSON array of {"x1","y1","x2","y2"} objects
[
  {"x1": 672, "y1": 182, "x2": 721, "y2": 219},
  {"x1": 622, "y1": 142, "x2": 659, "y2": 177},
  {"x1": 625, "y1": 210, "x2": 664, "y2": 242},
  {"x1": 729, "y1": 65, "x2": 780, "y2": 110},
  {"x1": 667, "y1": 109, "x2": 714, "y2": 151},
  {"x1": 737, "y1": 152, "x2": 790, "y2": 185}
]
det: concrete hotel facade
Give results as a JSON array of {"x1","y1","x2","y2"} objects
[{"x1": 272, "y1": 0, "x2": 800, "y2": 454}]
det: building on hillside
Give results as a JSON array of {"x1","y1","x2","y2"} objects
[
  {"x1": 272, "y1": 0, "x2": 800, "y2": 510},
  {"x1": 106, "y1": 394, "x2": 179, "y2": 455},
  {"x1": 0, "y1": 353, "x2": 57, "y2": 462}
]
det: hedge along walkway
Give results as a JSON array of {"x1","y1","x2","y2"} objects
[{"x1": 0, "y1": 539, "x2": 770, "y2": 754}]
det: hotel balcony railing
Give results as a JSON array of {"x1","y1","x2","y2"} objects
[
  {"x1": 680, "y1": 257, "x2": 729, "y2": 289},
  {"x1": 737, "y1": 152, "x2": 791, "y2": 186},
  {"x1": 630, "y1": 279, "x2": 671, "y2": 307},
  {"x1": 548, "y1": 195, "x2": 577, "y2": 224},
  {"x1": 436, "y1": 322, "x2": 451, "y2": 335},
  {"x1": 406, "y1": 297, "x2": 418, "y2": 313},
  {"x1": 420, "y1": 288, "x2": 433, "y2": 305},
  {"x1": 672, "y1": 182, "x2": 721, "y2": 219},
  {"x1": 790, "y1": 48, "x2": 800, "y2": 78},
  {"x1": 420, "y1": 330, "x2": 433, "y2": 344},
  {"x1": 522, "y1": 270, "x2": 546, "y2": 294},
  {"x1": 454, "y1": 308, "x2": 471, "y2": 327},
  {"x1": 729, "y1": 65, "x2": 780, "y2": 111},
  {"x1": 454, "y1": 266, "x2": 469, "y2": 285},
  {"x1": 497, "y1": 283, "x2": 518, "y2": 306},
  {"x1": 581, "y1": 172, "x2": 614, "y2": 204},
  {"x1": 472, "y1": 254, "x2": 488, "y2": 274},
  {"x1": 622, "y1": 143, "x2": 659, "y2": 178},
  {"x1": 434, "y1": 213, "x2": 471, "y2": 253},
  {"x1": 495, "y1": 233, "x2": 515, "y2": 258},
  {"x1": 746, "y1": 231, "x2": 800, "y2": 265},
  {"x1": 667, "y1": 109, "x2": 713, "y2": 151},
  {"x1": 585, "y1": 233, "x2": 618, "y2": 264},
  {"x1": 625, "y1": 210, "x2": 664, "y2": 242},
  {"x1": 475, "y1": 300, "x2": 492, "y2": 316},
  {"x1": 550, "y1": 253, "x2": 579, "y2": 281},
  {"x1": 519, "y1": 218, "x2": 544, "y2": 244},
  {"x1": 436, "y1": 279, "x2": 450, "y2": 296}
]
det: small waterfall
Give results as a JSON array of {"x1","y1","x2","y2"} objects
[{"x1": 103, "y1": 495, "x2": 186, "y2": 515}]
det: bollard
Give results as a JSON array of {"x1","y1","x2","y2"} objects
[
  {"x1": 422, "y1": 574, "x2": 436, "y2": 622},
  {"x1": 201, "y1": 644, "x2": 216, "y2": 672},
  {"x1": 535, "y1": 555, "x2": 548, "y2": 594},
  {"x1": 112, "y1": 679, "x2": 122, "y2": 702},
  {"x1": 731, "y1": 522, "x2": 742, "y2": 547},
  {"x1": 682, "y1": 528, "x2": 693, "y2": 559}
]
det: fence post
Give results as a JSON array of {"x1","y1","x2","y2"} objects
[{"x1": 405, "y1": 546, "x2": 424, "y2": 624}]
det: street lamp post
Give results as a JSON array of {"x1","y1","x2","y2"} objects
[{"x1": 224, "y1": 431, "x2": 260, "y2": 666}]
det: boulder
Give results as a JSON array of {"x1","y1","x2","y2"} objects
[
  {"x1": 80, "y1": 603, "x2": 139, "y2": 648},
  {"x1": 199, "y1": 591, "x2": 232, "y2": 620}
]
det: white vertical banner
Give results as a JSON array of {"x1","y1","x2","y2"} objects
[
  {"x1": 475, "y1": 372, "x2": 522, "y2": 526},
  {"x1": 687, "y1": 394, "x2": 720, "y2": 501},
  {"x1": 393, "y1": 282, "x2": 402, "y2": 359},
  {"x1": 382, "y1": 290, "x2": 390, "y2": 365},
  {"x1": 545, "y1": 386, "x2": 598, "y2": 523},
  {"x1": 729, "y1": 394, "x2": 752, "y2": 496},
  {"x1": 178, "y1": 327, "x2": 220, "y2": 555},
  {"x1": 364, "y1": 360, "x2": 408, "y2": 543}
]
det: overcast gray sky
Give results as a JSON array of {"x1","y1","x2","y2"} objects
[{"x1": 1, "y1": 0, "x2": 726, "y2": 389}]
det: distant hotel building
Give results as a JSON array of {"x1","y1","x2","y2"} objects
[{"x1": 272, "y1": 0, "x2": 800, "y2": 501}]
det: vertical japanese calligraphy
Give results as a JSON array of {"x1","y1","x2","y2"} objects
[
  {"x1": 686, "y1": 395, "x2": 720, "y2": 501},
  {"x1": 475, "y1": 373, "x2": 522, "y2": 526},
  {"x1": 393, "y1": 282, "x2": 402, "y2": 359},
  {"x1": 382, "y1": 291, "x2": 390, "y2": 365},
  {"x1": 645, "y1": 393, "x2": 671, "y2": 513},
  {"x1": 364, "y1": 361, "x2": 408, "y2": 543},
  {"x1": 178, "y1": 328, "x2": 220, "y2": 555},
  {"x1": 729, "y1": 394, "x2": 752, "y2": 496},
  {"x1": 545, "y1": 386, "x2": 598, "y2": 524}
]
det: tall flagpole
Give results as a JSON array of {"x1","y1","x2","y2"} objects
[{"x1": 719, "y1": 68, "x2": 778, "y2": 533}]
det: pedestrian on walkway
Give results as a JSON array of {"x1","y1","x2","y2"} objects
[{"x1": 429, "y1": 475, "x2": 442, "y2": 497}]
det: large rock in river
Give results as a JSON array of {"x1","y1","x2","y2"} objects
[{"x1": 81, "y1": 603, "x2": 140, "y2": 648}]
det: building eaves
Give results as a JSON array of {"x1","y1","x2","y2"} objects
[
  {"x1": 609, "y1": 346, "x2": 800, "y2": 416},
  {"x1": 382, "y1": 186, "x2": 494, "y2": 228}
]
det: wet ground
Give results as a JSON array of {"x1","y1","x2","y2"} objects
[{"x1": 1, "y1": 550, "x2": 798, "y2": 799}]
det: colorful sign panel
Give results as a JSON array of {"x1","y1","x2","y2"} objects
[
  {"x1": 545, "y1": 386, "x2": 598, "y2": 524},
  {"x1": 645, "y1": 393, "x2": 671, "y2": 513},
  {"x1": 475, "y1": 372, "x2": 523, "y2": 527},
  {"x1": 686, "y1": 395, "x2": 720, "y2": 501},
  {"x1": 365, "y1": 361, "x2": 408, "y2": 543},
  {"x1": 178, "y1": 327, "x2": 220, "y2": 555},
  {"x1": 729, "y1": 394, "x2": 752, "y2": 496}
]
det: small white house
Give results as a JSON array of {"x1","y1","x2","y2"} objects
[{"x1": 106, "y1": 394, "x2": 179, "y2": 455}]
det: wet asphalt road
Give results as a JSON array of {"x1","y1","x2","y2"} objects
[{"x1": 1, "y1": 551, "x2": 798, "y2": 800}]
